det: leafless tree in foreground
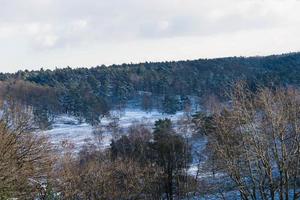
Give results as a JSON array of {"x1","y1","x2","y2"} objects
[
  {"x1": 0, "y1": 99, "x2": 53, "y2": 199},
  {"x1": 198, "y1": 83, "x2": 300, "y2": 200}
]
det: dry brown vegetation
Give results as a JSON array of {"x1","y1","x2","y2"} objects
[
  {"x1": 0, "y1": 99, "x2": 53, "y2": 199},
  {"x1": 197, "y1": 83, "x2": 300, "y2": 199},
  {"x1": 56, "y1": 144, "x2": 164, "y2": 199}
]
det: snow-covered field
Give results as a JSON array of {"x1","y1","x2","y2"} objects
[{"x1": 42, "y1": 108, "x2": 187, "y2": 150}]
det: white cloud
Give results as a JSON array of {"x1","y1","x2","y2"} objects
[
  {"x1": 37, "y1": 34, "x2": 59, "y2": 48},
  {"x1": 0, "y1": 24, "x2": 16, "y2": 38},
  {"x1": 72, "y1": 19, "x2": 88, "y2": 30},
  {"x1": 0, "y1": 0, "x2": 300, "y2": 72}
]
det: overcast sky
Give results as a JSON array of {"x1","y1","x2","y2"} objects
[{"x1": 1, "y1": 0, "x2": 300, "y2": 72}]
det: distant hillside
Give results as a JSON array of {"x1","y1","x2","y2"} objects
[{"x1": 1, "y1": 52, "x2": 300, "y2": 125}]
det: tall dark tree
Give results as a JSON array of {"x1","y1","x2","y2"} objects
[{"x1": 152, "y1": 119, "x2": 192, "y2": 200}]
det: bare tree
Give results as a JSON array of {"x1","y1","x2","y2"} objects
[
  {"x1": 197, "y1": 83, "x2": 300, "y2": 200},
  {"x1": 0, "y1": 100, "x2": 53, "y2": 199}
]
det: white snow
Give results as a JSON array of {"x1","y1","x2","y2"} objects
[{"x1": 42, "y1": 108, "x2": 186, "y2": 151}]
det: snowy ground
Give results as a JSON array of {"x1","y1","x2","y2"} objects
[
  {"x1": 42, "y1": 108, "x2": 186, "y2": 151},
  {"x1": 41, "y1": 108, "x2": 213, "y2": 180}
]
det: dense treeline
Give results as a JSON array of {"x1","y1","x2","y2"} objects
[
  {"x1": 1, "y1": 53, "x2": 300, "y2": 125},
  {"x1": 0, "y1": 80, "x2": 62, "y2": 128},
  {"x1": 0, "y1": 80, "x2": 109, "y2": 127},
  {"x1": 12, "y1": 53, "x2": 300, "y2": 95}
]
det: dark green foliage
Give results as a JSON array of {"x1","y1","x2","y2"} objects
[
  {"x1": 2, "y1": 52, "x2": 300, "y2": 125},
  {"x1": 152, "y1": 119, "x2": 192, "y2": 200},
  {"x1": 8, "y1": 53, "x2": 300, "y2": 100},
  {"x1": 162, "y1": 95, "x2": 180, "y2": 114},
  {"x1": 152, "y1": 119, "x2": 191, "y2": 171},
  {"x1": 110, "y1": 124, "x2": 152, "y2": 163}
]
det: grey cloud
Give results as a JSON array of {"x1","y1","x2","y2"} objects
[{"x1": 0, "y1": 0, "x2": 300, "y2": 71}]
